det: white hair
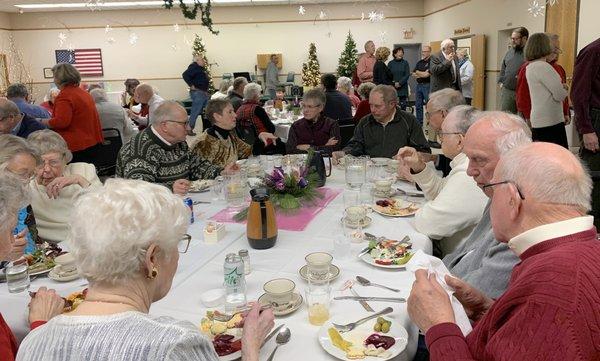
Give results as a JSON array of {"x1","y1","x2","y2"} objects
[
  {"x1": 68, "y1": 178, "x2": 189, "y2": 285},
  {"x1": 89, "y1": 88, "x2": 108, "y2": 103},
  {"x1": 0, "y1": 173, "x2": 29, "y2": 234},
  {"x1": 43, "y1": 88, "x2": 60, "y2": 102},
  {"x1": 0, "y1": 134, "x2": 41, "y2": 167},
  {"x1": 153, "y1": 101, "x2": 186, "y2": 125},
  {"x1": 441, "y1": 39, "x2": 455, "y2": 50},
  {"x1": 428, "y1": 88, "x2": 465, "y2": 111},
  {"x1": 477, "y1": 111, "x2": 532, "y2": 154},
  {"x1": 337, "y1": 77, "x2": 352, "y2": 93},
  {"x1": 498, "y1": 144, "x2": 592, "y2": 212},
  {"x1": 27, "y1": 129, "x2": 73, "y2": 163},
  {"x1": 243, "y1": 83, "x2": 262, "y2": 101},
  {"x1": 445, "y1": 105, "x2": 480, "y2": 134}
]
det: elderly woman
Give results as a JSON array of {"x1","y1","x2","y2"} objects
[
  {"x1": 0, "y1": 175, "x2": 65, "y2": 361},
  {"x1": 524, "y1": 33, "x2": 569, "y2": 148},
  {"x1": 40, "y1": 88, "x2": 60, "y2": 116},
  {"x1": 16, "y1": 178, "x2": 274, "y2": 361},
  {"x1": 286, "y1": 88, "x2": 341, "y2": 154},
  {"x1": 373, "y1": 47, "x2": 393, "y2": 86},
  {"x1": 397, "y1": 105, "x2": 488, "y2": 256},
  {"x1": 353, "y1": 82, "x2": 375, "y2": 122},
  {"x1": 336, "y1": 77, "x2": 360, "y2": 108},
  {"x1": 0, "y1": 135, "x2": 42, "y2": 255},
  {"x1": 90, "y1": 88, "x2": 135, "y2": 143},
  {"x1": 235, "y1": 82, "x2": 282, "y2": 155},
  {"x1": 192, "y1": 98, "x2": 252, "y2": 167},
  {"x1": 42, "y1": 63, "x2": 104, "y2": 166},
  {"x1": 388, "y1": 47, "x2": 411, "y2": 110},
  {"x1": 211, "y1": 79, "x2": 232, "y2": 100},
  {"x1": 27, "y1": 130, "x2": 101, "y2": 243}
]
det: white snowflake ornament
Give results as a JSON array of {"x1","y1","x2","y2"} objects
[
  {"x1": 173, "y1": 23, "x2": 180, "y2": 32},
  {"x1": 528, "y1": 0, "x2": 545, "y2": 17},
  {"x1": 129, "y1": 33, "x2": 138, "y2": 45},
  {"x1": 319, "y1": 10, "x2": 326, "y2": 19},
  {"x1": 298, "y1": 6, "x2": 305, "y2": 15}
]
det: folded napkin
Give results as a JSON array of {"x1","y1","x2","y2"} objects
[{"x1": 406, "y1": 250, "x2": 472, "y2": 336}]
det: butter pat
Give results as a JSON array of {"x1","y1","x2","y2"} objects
[{"x1": 203, "y1": 222, "x2": 226, "y2": 243}]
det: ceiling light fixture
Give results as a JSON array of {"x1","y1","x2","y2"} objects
[{"x1": 15, "y1": 0, "x2": 282, "y2": 10}]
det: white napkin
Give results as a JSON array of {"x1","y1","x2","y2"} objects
[{"x1": 406, "y1": 250, "x2": 472, "y2": 336}]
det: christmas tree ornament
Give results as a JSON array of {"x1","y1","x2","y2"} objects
[
  {"x1": 528, "y1": 0, "x2": 545, "y2": 17},
  {"x1": 337, "y1": 31, "x2": 358, "y2": 78}
]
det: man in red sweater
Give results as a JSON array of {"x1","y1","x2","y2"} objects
[{"x1": 407, "y1": 142, "x2": 599, "y2": 361}]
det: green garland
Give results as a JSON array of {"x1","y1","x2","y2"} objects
[{"x1": 162, "y1": 0, "x2": 219, "y2": 35}]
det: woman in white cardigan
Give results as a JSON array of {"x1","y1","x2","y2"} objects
[
  {"x1": 397, "y1": 105, "x2": 488, "y2": 256},
  {"x1": 525, "y1": 33, "x2": 569, "y2": 148}
]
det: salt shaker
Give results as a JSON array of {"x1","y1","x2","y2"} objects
[{"x1": 238, "y1": 249, "x2": 251, "y2": 275}]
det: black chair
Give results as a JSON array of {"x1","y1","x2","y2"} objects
[
  {"x1": 96, "y1": 128, "x2": 123, "y2": 177},
  {"x1": 338, "y1": 118, "x2": 356, "y2": 149},
  {"x1": 282, "y1": 72, "x2": 295, "y2": 95}
]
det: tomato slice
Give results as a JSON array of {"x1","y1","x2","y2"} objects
[{"x1": 375, "y1": 259, "x2": 393, "y2": 265}]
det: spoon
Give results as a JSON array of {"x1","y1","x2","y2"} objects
[
  {"x1": 356, "y1": 276, "x2": 401, "y2": 293},
  {"x1": 266, "y1": 326, "x2": 291, "y2": 361}
]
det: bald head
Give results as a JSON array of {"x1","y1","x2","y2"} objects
[
  {"x1": 153, "y1": 101, "x2": 187, "y2": 125},
  {"x1": 0, "y1": 98, "x2": 20, "y2": 119}
]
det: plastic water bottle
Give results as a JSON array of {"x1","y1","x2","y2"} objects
[{"x1": 223, "y1": 253, "x2": 247, "y2": 312}]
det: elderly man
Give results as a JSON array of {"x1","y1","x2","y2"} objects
[
  {"x1": 498, "y1": 27, "x2": 528, "y2": 113},
  {"x1": 412, "y1": 46, "x2": 432, "y2": 125},
  {"x1": 127, "y1": 84, "x2": 164, "y2": 130},
  {"x1": 6, "y1": 83, "x2": 51, "y2": 120},
  {"x1": 333, "y1": 85, "x2": 429, "y2": 160},
  {"x1": 90, "y1": 88, "x2": 135, "y2": 143},
  {"x1": 228, "y1": 76, "x2": 248, "y2": 112},
  {"x1": 398, "y1": 106, "x2": 488, "y2": 256},
  {"x1": 441, "y1": 111, "x2": 531, "y2": 298},
  {"x1": 265, "y1": 54, "x2": 280, "y2": 100},
  {"x1": 430, "y1": 39, "x2": 461, "y2": 93},
  {"x1": 321, "y1": 73, "x2": 352, "y2": 121},
  {"x1": 182, "y1": 54, "x2": 210, "y2": 135},
  {"x1": 0, "y1": 98, "x2": 45, "y2": 138},
  {"x1": 116, "y1": 101, "x2": 235, "y2": 195},
  {"x1": 357, "y1": 40, "x2": 376, "y2": 83},
  {"x1": 425, "y1": 88, "x2": 466, "y2": 149},
  {"x1": 408, "y1": 142, "x2": 599, "y2": 360}
]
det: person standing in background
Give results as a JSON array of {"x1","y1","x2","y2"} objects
[
  {"x1": 388, "y1": 47, "x2": 411, "y2": 111},
  {"x1": 357, "y1": 41, "x2": 376, "y2": 83},
  {"x1": 182, "y1": 54, "x2": 210, "y2": 136},
  {"x1": 430, "y1": 39, "x2": 461, "y2": 93},
  {"x1": 265, "y1": 54, "x2": 280, "y2": 100},
  {"x1": 373, "y1": 47, "x2": 394, "y2": 86},
  {"x1": 498, "y1": 27, "x2": 528, "y2": 113},
  {"x1": 457, "y1": 48, "x2": 474, "y2": 105},
  {"x1": 571, "y1": 36, "x2": 600, "y2": 229},
  {"x1": 412, "y1": 46, "x2": 432, "y2": 126}
]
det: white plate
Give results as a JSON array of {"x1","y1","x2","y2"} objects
[
  {"x1": 48, "y1": 266, "x2": 80, "y2": 282},
  {"x1": 219, "y1": 351, "x2": 241, "y2": 361},
  {"x1": 258, "y1": 292, "x2": 303, "y2": 316},
  {"x1": 359, "y1": 252, "x2": 409, "y2": 270},
  {"x1": 318, "y1": 315, "x2": 408, "y2": 360}
]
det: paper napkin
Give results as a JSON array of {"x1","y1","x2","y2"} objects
[{"x1": 406, "y1": 250, "x2": 473, "y2": 336}]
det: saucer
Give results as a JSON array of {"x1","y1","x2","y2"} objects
[
  {"x1": 340, "y1": 216, "x2": 372, "y2": 229},
  {"x1": 298, "y1": 264, "x2": 340, "y2": 282},
  {"x1": 48, "y1": 265, "x2": 80, "y2": 282},
  {"x1": 258, "y1": 292, "x2": 303, "y2": 316}
]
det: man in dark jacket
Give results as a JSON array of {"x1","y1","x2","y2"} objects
[
  {"x1": 332, "y1": 85, "x2": 430, "y2": 160},
  {"x1": 182, "y1": 54, "x2": 210, "y2": 135},
  {"x1": 0, "y1": 98, "x2": 45, "y2": 138},
  {"x1": 320, "y1": 73, "x2": 352, "y2": 121},
  {"x1": 430, "y1": 39, "x2": 462, "y2": 93}
]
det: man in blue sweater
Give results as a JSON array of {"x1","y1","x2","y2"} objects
[{"x1": 182, "y1": 54, "x2": 210, "y2": 136}]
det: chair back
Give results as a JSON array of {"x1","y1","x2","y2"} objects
[
  {"x1": 96, "y1": 128, "x2": 123, "y2": 177},
  {"x1": 338, "y1": 118, "x2": 356, "y2": 148},
  {"x1": 286, "y1": 72, "x2": 295, "y2": 83}
]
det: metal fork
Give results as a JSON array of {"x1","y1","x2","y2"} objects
[{"x1": 332, "y1": 307, "x2": 394, "y2": 333}]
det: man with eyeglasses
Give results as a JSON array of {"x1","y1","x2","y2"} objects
[
  {"x1": 0, "y1": 98, "x2": 46, "y2": 138},
  {"x1": 117, "y1": 101, "x2": 238, "y2": 196},
  {"x1": 498, "y1": 27, "x2": 529, "y2": 113},
  {"x1": 408, "y1": 142, "x2": 600, "y2": 361}
]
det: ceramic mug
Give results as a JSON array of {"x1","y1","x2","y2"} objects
[{"x1": 305, "y1": 252, "x2": 333, "y2": 282}]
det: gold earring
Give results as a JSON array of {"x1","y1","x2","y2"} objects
[{"x1": 147, "y1": 267, "x2": 158, "y2": 279}]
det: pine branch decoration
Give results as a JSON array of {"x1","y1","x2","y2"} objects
[{"x1": 163, "y1": 0, "x2": 219, "y2": 35}]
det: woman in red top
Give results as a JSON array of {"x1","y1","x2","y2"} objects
[
  {"x1": 354, "y1": 81, "x2": 375, "y2": 122},
  {"x1": 0, "y1": 175, "x2": 64, "y2": 360},
  {"x1": 42, "y1": 63, "x2": 103, "y2": 167}
]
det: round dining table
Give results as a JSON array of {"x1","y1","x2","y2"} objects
[{"x1": 1, "y1": 166, "x2": 432, "y2": 361}]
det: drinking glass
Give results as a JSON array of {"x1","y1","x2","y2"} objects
[
  {"x1": 359, "y1": 184, "x2": 374, "y2": 209},
  {"x1": 211, "y1": 176, "x2": 224, "y2": 201},
  {"x1": 344, "y1": 156, "x2": 367, "y2": 189},
  {"x1": 306, "y1": 285, "x2": 331, "y2": 326},
  {"x1": 6, "y1": 261, "x2": 30, "y2": 293},
  {"x1": 342, "y1": 212, "x2": 364, "y2": 243},
  {"x1": 333, "y1": 232, "x2": 352, "y2": 261},
  {"x1": 224, "y1": 174, "x2": 248, "y2": 209},
  {"x1": 343, "y1": 189, "x2": 360, "y2": 210}
]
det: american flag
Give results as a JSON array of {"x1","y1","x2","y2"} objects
[{"x1": 55, "y1": 48, "x2": 104, "y2": 77}]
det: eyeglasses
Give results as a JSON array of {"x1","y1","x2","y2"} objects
[
  {"x1": 2, "y1": 113, "x2": 24, "y2": 122},
  {"x1": 511, "y1": 36, "x2": 523, "y2": 41},
  {"x1": 482, "y1": 180, "x2": 525, "y2": 200},
  {"x1": 303, "y1": 103, "x2": 322, "y2": 109},
  {"x1": 166, "y1": 119, "x2": 190, "y2": 126},
  {"x1": 425, "y1": 109, "x2": 443, "y2": 120},
  {"x1": 40, "y1": 158, "x2": 63, "y2": 169},
  {"x1": 177, "y1": 234, "x2": 192, "y2": 253},
  {"x1": 436, "y1": 132, "x2": 462, "y2": 143}
]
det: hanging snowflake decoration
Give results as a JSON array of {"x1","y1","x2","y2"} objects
[
  {"x1": 319, "y1": 10, "x2": 326, "y2": 20},
  {"x1": 360, "y1": 12, "x2": 365, "y2": 21},
  {"x1": 298, "y1": 6, "x2": 305, "y2": 15},
  {"x1": 379, "y1": 31, "x2": 387, "y2": 44},
  {"x1": 173, "y1": 23, "x2": 180, "y2": 32},
  {"x1": 58, "y1": 32, "x2": 67, "y2": 46},
  {"x1": 368, "y1": 11, "x2": 385, "y2": 23},
  {"x1": 67, "y1": 44, "x2": 75, "y2": 52},
  {"x1": 327, "y1": 31, "x2": 332, "y2": 38},
  {"x1": 129, "y1": 33, "x2": 139, "y2": 45},
  {"x1": 105, "y1": 24, "x2": 112, "y2": 33},
  {"x1": 106, "y1": 37, "x2": 115, "y2": 44},
  {"x1": 85, "y1": 0, "x2": 104, "y2": 11},
  {"x1": 171, "y1": 44, "x2": 178, "y2": 51},
  {"x1": 528, "y1": 0, "x2": 545, "y2": 17}
]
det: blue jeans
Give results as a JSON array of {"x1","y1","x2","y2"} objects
[
  {"x1": 189, "y1": 90, "x2": 209, "y2": 130},
  {"x1": 415, "y1": 83, "x2": 430, "y2": 125}
]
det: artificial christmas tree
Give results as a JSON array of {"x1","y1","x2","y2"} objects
[
  {"x1": 336, "y1": 31, "x2": 358, "y2": 78},
  {"x1": 191, "y1": 34, "x2": 216, "y2": 93},
  {"x1": 301, "y1": 43, "x2": 321, "y2": 88}
]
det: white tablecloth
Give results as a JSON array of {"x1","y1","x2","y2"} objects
[
  {"x1": 272, "y1": 119, "x2": 293, "y2": 143},
  {"x1": 1, "y1": 168, "x2": 431, "y2": 361}
]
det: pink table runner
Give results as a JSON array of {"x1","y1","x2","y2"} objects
[{"x1": 209, "y1": 187, "x2": 342, "y2": 231}]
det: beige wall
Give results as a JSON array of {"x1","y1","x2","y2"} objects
[
  {"x1": 578, "y1": 0, "x2": 600, "y2": 51},
  {"x1": 5, "y1": 2, "x2": 424, "y2": 102}
]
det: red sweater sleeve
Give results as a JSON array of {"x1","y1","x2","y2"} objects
[
  {"x1": 0, "y1": 314, "x2": 17, "y2": 361},
  {"x1": 30, "y1": 320, "x2": 46, "y2": 330},
  {"x1": 426, "y1": 323, "x2": 477, "y2": 361},
  {"x1": 516, "y1": 63, "x2": 531, "y2": 119},
  {"x1": 48, "y1": 95, "x2": 74, "y2": 129},
  {"x1": 571, "y1": 47, "x2": 599, "y2": 134}
]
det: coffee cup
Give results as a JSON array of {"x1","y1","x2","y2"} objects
[
  {"x1": 374, "y1": 179, "x2": 393, "y2": 194},
  {"x1": 387, "y1": 159, "x2": 400, "y2": 173},
  {"x1": 345, "y1": 205, "x2": 367, "y2": 223},
  {"x1": 263, "y1": 278, "x2": 296, "y2": 307},
  {"x1": 305, "y1": 252, "x2": 333, "y2": 282},
  {"x1": 54, "y1": 253, "x2": 77, "y2": 273}
]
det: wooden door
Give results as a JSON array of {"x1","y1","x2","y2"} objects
[
  {"x1": 470, "y1": 35, "x2": 486, "y2": 110},
  {"x1": 545, "y1": 0, "x2": 580, "y2": 86}
]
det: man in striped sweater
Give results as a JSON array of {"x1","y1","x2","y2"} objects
[{"x1": 408, "y1": 142, "x2": 600, "y2": 360}]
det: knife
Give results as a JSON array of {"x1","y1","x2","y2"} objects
[
  {"x1": 334, "y1": 296, "x2": 406, "y2": 303},
  {"x1": 350, "y1": 286, "x2": 374, "y2": 312},
  {"x1": 357, "y1": 235, "x2": 411, "y2": 258},
  {"x1": 396, "y1": 188, "x2": 425, "y2": 197},
  {"x1": 261, "y1": 324, "x2": 284, "y2": 347}
]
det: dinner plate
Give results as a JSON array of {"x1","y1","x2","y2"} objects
[
  {"x1": 48, "y1": 266, "x2": 80, "y2": 282},
  {"x1": 299, "y1": 264, "x2": 341, "y2": 282},
  {"x1": 189, "y1": 180, "x2": 214, "y2": 193},
  {"x1": 372, "y1": 204, "x2": 419, "y2": 218},
  {"x1": 219, "y1": 350, "x2": 241, "y2": 361},
  {"x1": 359, "y1": 252, "x2": 409, "y2": 270},
  {"x1": 317, "y1": 315, "x2": 408, "y2": 360},
  {"x1": 340, "y1": 216, "x2": 372, "y2": 229},
  {"x1": 28, "y1": 265, "x2": 54, "y2": 276}
]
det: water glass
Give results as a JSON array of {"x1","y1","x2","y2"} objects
[
  {"x1": 306, "y1": 285, "x2": 331, "y2": 326},
  {"x1": 6, "y1": 261, "x2": 30, "y2": 293},
  {"x1": 333, "y1": 234, "x2": 352, "y2": 261},
  {"x1": 359, "y1": 184, "x2": 374, "y2": 209},
  {"x1": 344, "y1": 156, "x2": 367, "y2": 189},
  {"x1": 224, "y1": 174, "x2": 248, "y2": 208},
  {"x1": 343, "y1": 189, "x2": 360, "y2": 209},
  {"x1": 211, "y1": 176, "x2": 224, "y2": 201}
]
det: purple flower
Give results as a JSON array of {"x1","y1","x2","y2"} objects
[
  {"x1": 299, "y1": 165, "x2": 308, "y2": 178},
  {"x1": 275, "y1": 181, "x2": 286, "y2": 191},
  {"x1": 297, "y1": 177, "x2": 308, "y2": 189}
]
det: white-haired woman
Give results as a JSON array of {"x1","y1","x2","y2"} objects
[
  {"x1": 0, "y1": 174, "x2": 65, "y2": 361},
  {"x1": 90, "y1": 88, "x2": 135, "y2": 143},
  {"x1": 235, "y1": 83, "x2": 282, "y2": 155},
  {"x1": 211, "y1": 79, "x2": 232, "y2": 100},
  {"x1": 337, "y1": 76, "x2": 360, "y2": 108},
  {"x1": 27, "y1": 130, "x2": 101, "y2": 243},
  {"x1": 0, "y1": 135, "x2": 43, "y2": 256},
  {"x1": 16, "y1": 178, "x2": 274, "y2": 361}
]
